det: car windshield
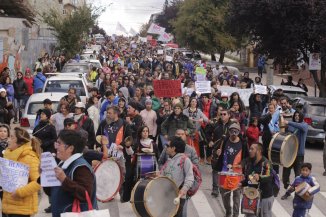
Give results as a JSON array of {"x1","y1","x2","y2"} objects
[
  {"x1": 90, "y1": 62, "x2": 101, "y2": 68},
  {"x1": 308, "y1": 104, "x2": 326, "y2": 116},
  {"x1": 44, "y1": 80, "x2": 86, "y2": 96},
  {"x1": 27, "y1": 102, "x2": 59, "y2": 115},
  {"x1": 62, "y1": 65, "x2": 89, "y2": 73},
  {"x1": 283, "y1": 91, "x2": 307, "y2": 98}
]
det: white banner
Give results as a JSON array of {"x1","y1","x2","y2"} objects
[
  {"x1": 254, "y1": 84, "x2": 268, "y2": 95},
  {"x1": 41, "y1": 152, "x2": 61, "y2": 187},
  {"x1": 195, "y1": 81, "x2": 211, "y2": 94},
  {"x1": 129, "y1": 28, "x2": 137, "y2": 36},
  {"x1": 158, "y1": 32, "x2": 172, "y2": 42},
  {"x1": 165, "y1": 55, "x2": 173, "y2": 62},
  {"x1": 116, "y1": 22, "x2": 128, "y2": 34},
  {"x1": 147, "y1": 23, "x2": 166, "y2": 35}
]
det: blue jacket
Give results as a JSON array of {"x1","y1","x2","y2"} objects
[
  {"x1": 3, "y1": 84, "x2": 14, "y2": 102},
  {"x1": 33, "y1": 72, "x2": 46, "y2": 92},
  {"x1": 286, "y1": 175, "x2": 320, "y2": 209},
  {"x1": 268, "y1": 110, "x2": 280, "y2": 134},
  {"x1": 100, "y1": 96, "x2": 119, "y2": 120},
  {"x1": 287, "y1": 121, "x2": 308, "y2": 156}
]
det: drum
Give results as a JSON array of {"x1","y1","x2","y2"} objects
[
  {"x1": 130, "y1": 176, "x2": 179, "y2": 217},
  {"x1": 295, "y1": 182, "x2": 313, "y2": 201},
  {"x1": 94, "y1": 159, "x2": 122, "y2": 202},
  {"x1": 136, "y1": 153, "x2": 157, "y2": 179},
  {"x1": 241, "y1": 187, "x2": 260, "y2": 216},
  {"x1": 217, "y1": 171, "x2": 243, "y2": 190},
  {"x1": 268, "y1": 132, "x2": 298, "y2": 168}
]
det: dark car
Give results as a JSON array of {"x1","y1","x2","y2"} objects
[
  {"x1": 61, "y1": 62, "x2": 91, "y2": 74},
  {"x1": 293, "y1": 97, "x2": 326, "y2": 144}
]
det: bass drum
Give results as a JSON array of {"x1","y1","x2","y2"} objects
[
  {"x1": 131, "y1": 176, "x2": 179, "y2": 217},
  {"x1": 268, "y1": 132, "x2": 298, "y2": 168},
  {"x1": 94, "y1": 159, "x2": 122, "y2": 202}
]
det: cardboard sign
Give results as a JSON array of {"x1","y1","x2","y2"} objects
[
  {"x1": 195, "y1": 81, "x2": 211, "y2": 94},
  {"x1": 254, "y1": 85, "x2": 268, "y2": 95},
  {"x1": 165, "y1": 55, "x2": 173, "y2": 62},
  {"x1": 153, "y1": 80, "x2": 182, "y2": 97},
  {"x1": 0, "y1": 157, "x2": 29, "y2": 192},
  {"x1": 309, "y1": 53, "x2": 321, "y2": 70},
  {"x1": 157, "y1": 49, "x2": 164, "y2": 55},
  {"x1": 40, "y1": 152, "x2": 61, "y2": 187}
]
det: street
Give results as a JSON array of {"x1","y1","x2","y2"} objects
[{"x1": 31, "y1": 143, "x2": 326, "y2": 217}]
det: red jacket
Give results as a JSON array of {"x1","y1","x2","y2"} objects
[{"x1": 246, "y1": 125, "x2": 260, "y2": 148}]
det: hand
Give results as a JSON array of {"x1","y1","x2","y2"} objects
[
  {"x1": 216, "y1": 149, "x2": 221, "y2": 156},
  {"x1": 96, "y1": 147, "x2": 102, "y2": 152},
  {"x1": 54, "y1": 167, "x2": 67, "y2": 182},
  {"x1": 178, "y1": 189, "x2": 187, "y2": 198},
  {"x1": 253, "y1": 174, "x2": 260, "y2": 181},
  {"x1": 208, "y1": 141, "x2": 214, "y2": 148},
  {"x1": 116, "y1": 145, "x2": 124, "y2": 150},
  {"x1": 11, "y1": 191, "x2": 19, "y2": 199},
  {"x1": 198, "y1": 118, "x2": 203, "y2": 123}
]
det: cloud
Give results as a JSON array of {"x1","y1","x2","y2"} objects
[{"x1": 95, "y1": 0, "x2": 165, "y2": 35}]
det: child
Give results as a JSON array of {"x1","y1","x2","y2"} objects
[
  {"x1": 0, "y1": 124, "x2": 10, "y2": 158},
  {"x1": 281, "y1": 163, "x2": 320, "y2": 217},
  {"x1": 246, "y1": 117, "x2": 260, "y2": 148}
]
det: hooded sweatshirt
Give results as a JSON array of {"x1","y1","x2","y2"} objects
[{"x1": 119, "y1": 87, "x2": 129, "y2": 103}]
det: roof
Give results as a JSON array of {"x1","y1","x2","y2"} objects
[
  {"x1": 28, "y1": 92, "x2": 66, "y2": 101},
  {"x1": 0, "y1": 0, "x2": 35, "y2": 23},
  {"x1": 269, "y1": 85, "x2": 306, "y2": 93},
  {"x1": 296, "y1": 96, "x2": 326, "y2": 105}
]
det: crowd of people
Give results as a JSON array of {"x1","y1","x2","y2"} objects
[{"x1": 0, "y1": 35, "x2": 324, "y2": 217}]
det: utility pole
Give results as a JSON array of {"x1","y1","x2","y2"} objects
[{"x1": 265, "y1": 58, "x2": 274, "y2": 85}]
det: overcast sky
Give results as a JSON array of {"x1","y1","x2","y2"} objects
[{"x1": 93, "y1": 0, "x2": 165, "y2": 35}]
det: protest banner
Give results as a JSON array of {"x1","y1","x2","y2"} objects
[
  {"x1": 157, "y1": 49, "x2": 164, "y2": 55},
  {"x1": 40, "y1": 152, "x2": 61, "y2": 187},
  {"x1": 309, "y1": 53, "x2": 321, "y2": 70},
  {"x1": 165, "y1": 55, "x2": 173, "y2": 62},
  {"x1": 0, "y1": 157, "x2": 29, "y2": 192},
  {"x1": 147, "y1": 23, "x2": 166, "y2": 35},
  {"x1": 254, "y1": 84, "x2": 268, "y2": 95},
  {"x1": 153, "y1": 80, "x2": 182, "y2": 97},
  {"x1": 196, "y1": 67, "x2": 207, "y2": 81},
  {"x1": 195, "y1": 81, "x2": 211, "y2": 94}
]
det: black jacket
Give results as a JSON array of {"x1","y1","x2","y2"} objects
[
  {"x1": 13, "y1": 78, "x2": 28, "y2": 99},
  {"x1": 259, "y1": 113, "x2": 273, "y2": 157},
  {"x1": 33, "y1": 121, "x2": 57, "y2": 153},
  {"x1": 76, "y1": 114, "x2": 96, "y2": 149}
]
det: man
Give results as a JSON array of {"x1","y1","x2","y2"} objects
[
  {"x1": 160, "y1": 136, "x2": 194, "y2": 217},
  {"x1": 242, "y1": 143, "x2": 274, "y2": 217},
  {"x1": 96, "y1": 106, "x2": 133, "y2": 202},
  {"x1": 257, "y1": 55, "x2": 265, "y2": 78},
  {"x1": 34, "y1": 98, "x2": 54, "y2": 127},
  {"x1": 73, "y1": 102, "x2": 96, "y2": 149},
  {"x1": 63, "y1": 117, "x2": 88, "y2": 141},
  {"x1": 59, "y1": 87, "x2": 81, "y2": 113},
  {"x1": 158, "y1": 129, "x2": 199, "y2": 168},
  {"x1": 33, "y1": 68, "x2": 46, "y2": 93},
  {"x1": 216, "y1": 123, "x2": 248, "y2": 217},
  {"x1": 281, "y1": 75, "x2": 295, "y2": 86},
  {"x1": 126, "y1": 101, "x2": 144, "y2": 140},
  {"x1": 279, "y1": 97, "x2": 295, "y2": 114},
  {"x1": 281, "y1": 111, "x2": 308, "y2": 190},
  {"x1": 100, "y1": 90, "x2": 119, "y2": 120},
  {"x1": 208, "y1": 109, "x2": 232, "y2": 197},
  {"x1": 241, "y1": 72, "x2": 254, "y2": 88},
  {"x1": 140, "y1": 99, "x2": 157, "y2": 139}
]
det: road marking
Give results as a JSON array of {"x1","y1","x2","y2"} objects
[
  {"x1": 273, "y1": 199, "x2": 291, "y2": 217},
  {"x1": 191, "y1": 190, "x2": 215, "y2": 217},
  {"x1": 289, "y1": 194, "x2": 325, "y2": 217},
  {"x1": 320, "y1": 192, "x2": 326, "y2": 199}
]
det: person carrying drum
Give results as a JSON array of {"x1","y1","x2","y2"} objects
[
  {"x1": 161, "y1": 136, "x2": 194, "y2": 217},
  {"x1": 241, "y1": 143, "x2": 274, "y2": 217},
  {"x1": 281, "y1": 163, "x2": 320, "y2": 217},
  {"x1": 281, "y1": 111, "x2": 308, "y2": 190},
  {"x1": 215, "y1": 123, "x2": 248, "y2": 217}
]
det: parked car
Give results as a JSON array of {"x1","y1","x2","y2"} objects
[
  {"x1": 89, "y1": 59, "x2": 102, "y2": 69},
  {"x1": 42, "y1": 75, "x2": 90, "y2": 104},
  {"x1": 292, "y1": 96, "x2": 326, "y2": 144},
  {"x1": 268, "y1": 85, "x2": 308, "y2": 98},
  {"x1": 61, "y1": 62, "x2": 91, "y2": 74},
  {"x1": 20, "y1": 92, "x2": 66, "y2": 134}
]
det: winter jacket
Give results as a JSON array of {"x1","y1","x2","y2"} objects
[
  {"x1": 183, "y1": 108, "x2": 208, "y2": 131},
  {"x1": 33, "y1": 72, "x2": 46, "y2": 93},
  {"x1": 2, "y1": 142, "x2": 41, "y2": 215},
  {"x1": 75, "y1": 114, "x2": 96, "y2": 149},
  {"x1": 161, "y1": 113, "x2": 195, "y2": 138},
  {"x1": 3, "y1": 83, "x2": 14, "y2": 102},
  {"x1": 100, "y1": 97, "x2": 119, "y2": 120},
  {"x1": 32, "y1": 121, "x2": 57, "y2": 153},
  {"x1": 13, "y1": 78, "x2": 28, "y2": 99},
  {"x1": 198, "y1": 99, "x2": 217, "y2": 119},
  {"x1": 259, "y1": 113, "x2": 273, "y2": 157},
  {"x1": 287, "y1": 121, "x2": 308, "y2": 157},
  {"x1": 24, "y1": 77, "x2": 33, "y2": 95},
  {"x1": 119, "y1": 87, "x2": 129, "y2": 102}
]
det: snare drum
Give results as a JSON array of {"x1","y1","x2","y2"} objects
[
  {"x1": 131, "y1": 176, "x2": 179, "y2": 217},
  {"x1": 217, "y1": 171, "x2": 243, "y2": 190},
  {"x1": 295, "y1": 182, "x2": 313, "y2": 201},
  {"x1": 268, "y1": 132, "x2": 298, "y2": 168},
  {"x1": 136, "y1": 153, "x2": 156, "y2": 179},
  {"x1": 94, "y1": 159, "x2": 122, "y2": 202},
  {"x1": 241, "y1": 187, "x2": 260, "y2": 216}
]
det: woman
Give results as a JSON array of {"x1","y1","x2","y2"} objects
[
  {"x1": 50, "y1": 102, "x2": 73, "y2": 135},
  {"x1": 0, "y1": 88, "x2": 14, "y2": 125},
  {"x1": 51, "y1": 130, "x2": 97, "y2": 217},
  {"x1": 13, "y1": 71, "x2": 28, "y2": 124},
  {"x1": 2, "y1": 127, "x2": 41, "y2": 217},
  {"x1": 118, "y1": 97, "x2": 128, "y2": 119},
  {"x1": 86, "y1": 97, "x2": 100, "y2": 133},
  {"x1": 99, "y1": 74, "x2": 111, "y2": 97},
  {"x1": 3, "y1": 76, "x2": 14, "y2": 103},
  {"x1": 229, "y1": 100, "x2": 247, "y2": 135},
  {"x1": 23, "y1": 69, "x2": 34, "y2": 97},
  {"x1": 135, "y1": 126, "x2": 154, "y2": 154},
  {"x1": 229, "y1": 92, "x2": 246, "y2": 113},
  {"x1": 0, "y1": 124, "x2": 10, "y2": 157}
]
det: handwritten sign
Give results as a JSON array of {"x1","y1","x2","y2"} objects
[
  {"x1": 195, "y1": 81, "x2": 211, "y2": 94},
  {"x1": 40, "y1": 152, "x2": 61, "y2": 187},
  {"x1": 165, "y1": 55, "x2": 173, "y2": 62},
  {"x1": 153, "y1": 80, "x2": 182, "y2": 97},
  {"x1": 254, "y1": 85, "x2": 268, "y2": 95},
  {"x1": 0, "y1": 157, "x2": 29, "y2": 192},
  {"x1": 195, "y1": 67, "x2": 206, "y2": 75}
]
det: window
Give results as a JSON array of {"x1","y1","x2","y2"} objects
[
  {"x1": 44, "y1": 80, "x2": 86, "y2": 96},
  {"x1": 28, "y1": 102, "x2": 59, "y2": 115},
  {"x1": 308, "y1": 104, "x2": 326, "y2": 116}
]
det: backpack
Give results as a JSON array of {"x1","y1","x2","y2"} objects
[
  {"x1": 179, "y1": 154, "x2": 202, "y2": 197},
  {"x1": 271, "y1": 168, "x2": 280, "y2": 197}
]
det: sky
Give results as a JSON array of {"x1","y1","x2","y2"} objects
[{"x1": 93, "y1": 0, "x2": 166, "y2": 35}]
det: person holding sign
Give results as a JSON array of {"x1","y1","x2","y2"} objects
[{"x1": 2, "y1": 127, "x2": 41, "y2": 217}]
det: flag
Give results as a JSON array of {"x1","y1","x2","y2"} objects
[
  {"x1": 158, "y1": 32, "x2": 173, "y2": 42},
  {"x1": 116, "y1": 22, "x2": 127, "y2": 34},
  {"x1": 129, "y1": 28, "x2": 138, "y2": 36},
  {"x1": 147, "y1": 23, "x2": 165, "y2": 35}
]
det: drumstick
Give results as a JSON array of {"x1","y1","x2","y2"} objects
[{"x1": 173, "y1": 195, "x2": 181, "y2": 205}]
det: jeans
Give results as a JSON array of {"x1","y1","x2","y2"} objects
[
  {"x1": 220, "y1": 188, "x2": 241, "y2": 216},
  {"x1": 282, "y1": 156, "x2": 304, "y2": 188},
  {"x1": 212, "y1": 170, "x2": 219, "y2": 193},
  {"x1": 14, "y1": 98, "x2": 25, "y2": 122},
  {"x1": 292, "y1": 208, "x2": 307, "y2": 217}
]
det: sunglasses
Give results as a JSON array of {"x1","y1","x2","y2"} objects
[{"x1": 229, "y1": 129, "x2": 240, "y2": 135}]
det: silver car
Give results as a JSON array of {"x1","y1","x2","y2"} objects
[{"x1": 293, "y1": 97, "x2": 326, "y2": 144}]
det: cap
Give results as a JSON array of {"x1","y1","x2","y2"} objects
[
  {"x1": 43, "y1": 98, "x2": 52, "y2": 105},
  {"x1": 221, "y1": 92, "x2": 229, "y2": 98},
  {"x1": 145, "y1": 98, "x2": 152, "y2": 105},
  {"x1": 0, "y1": 88, "x2": 6, "y2": 93},
  {"x1": 229, "y1": 123, "x2": 241, "y2": 131},
  {"x1": 173, "y1": 103, "x2": 183, "y2": 110},
  {"x1": 75, "y1": 102, "x2": 85, "y2": 109}
]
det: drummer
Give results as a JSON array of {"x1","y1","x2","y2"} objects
[
  {"x1": 215, "y1": 123, "x2": 248, "y2": 217},
  {"x1": 160, "y1": 136, "x2": 194, "y2": 217},
  {"x1": 241, "y1": 142, "x2": 274, "y2": 217}
]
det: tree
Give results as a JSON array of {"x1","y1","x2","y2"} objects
[
  {"x1": 228, "y1": 0, "x2": 326, "y2": 97},
  {"x1": 43, "y1": 5, "x2": 103, "y2": 58},
  {"x1": 155, "y1": 0, "x2": 182, "y2": 33},
  {"x1": 173, "y1": 0, "x2": 236, "y2": 63},
  {"x1": 139, "y1": 22, "x2": 150, "y2": 37},
  {"x1": 92, "y1": 23, "x2": 107, "y2": 36}
]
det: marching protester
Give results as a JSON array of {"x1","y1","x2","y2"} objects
[{"x1": 13, "y1": 71, "x2": 28, "y2": 124}]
